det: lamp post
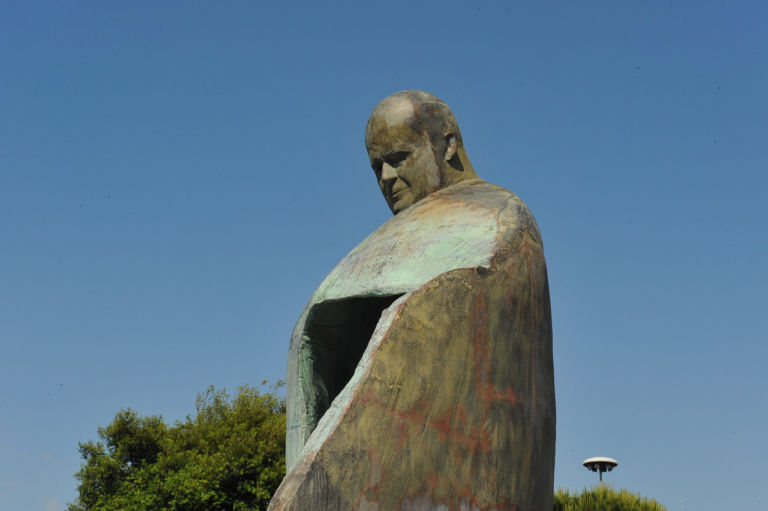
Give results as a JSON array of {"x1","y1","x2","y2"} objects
[{"x1": 582, "y1": 457, "x2": 618, "y2": 482}]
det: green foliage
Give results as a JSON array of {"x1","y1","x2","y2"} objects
[
  {"x1": 71, "y1": 383, "x2": 667, "y2": 511},
  {"x1": 68, "y1": 384, "x2": 286, "y2": 511},
  {"x1": 554, "y1": 485, "x2": 667, "y2": 511}
]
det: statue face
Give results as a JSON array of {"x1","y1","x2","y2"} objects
[{"x1": 367, "y1": 114, "x2": 442, "y2": 214}]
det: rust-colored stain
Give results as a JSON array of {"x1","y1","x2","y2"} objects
[
  {"x1": 471, "y1": 291, "x2": 522, "y2": 410},
  {"x1": 360, "y1": 388, "x2": 428, "y2": 451},
  {"x1": 429, "y1": 405, "x2": 491, "y2": 454},
  {"x1": 271, "y1": 180, "x2": 554, "y2": 511},
  {"x1": 344, "y1": 285, "x2": 534, "y2": 510}
]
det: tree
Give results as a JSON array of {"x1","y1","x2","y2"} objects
[
  {"x1": 68, "y1": 384, "x2": 286, "y2": 511},
  {"x1": 71, "y1": 383, "x2": 667, "y2": 511},
  {"x1": 554, "y1": 485, "x2": 667, "y2": 511}
]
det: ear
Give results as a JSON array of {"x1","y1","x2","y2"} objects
[{"x1": 444, "y1": 134, "x2": 458, "y2": 162}]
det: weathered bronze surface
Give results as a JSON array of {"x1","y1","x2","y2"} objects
[{"x1": 269, "y1": 91, "x2": 555, "y2": 510}]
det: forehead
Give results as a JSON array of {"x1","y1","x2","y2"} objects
[
  {"x1": 376, "y1": 96, "x2": 414, "y2": 127},
  {"x1": 367, "y1": 98, "x2": 424, "y2": 155}
]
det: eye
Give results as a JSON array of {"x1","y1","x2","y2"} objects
[
  {"x1": 370, "y1": 159, "x2": 382, "y2": 176},
  {"x1": 385, "y1": 151, "x2": 410, "y2": 167}
]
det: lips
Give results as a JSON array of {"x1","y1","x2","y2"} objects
[{"x1": 391, "y1": 184, "x2": 408, "y2": 199}]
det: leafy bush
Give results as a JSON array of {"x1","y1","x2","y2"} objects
[
  {"x1": 70, "y1": 384, "x2": 666, "y2": 511},
  {"x1": 554, "y1": 485, "x2": 667, "y2": 511},
  {"x1": 68, "y1": 384, "x2": 285, "y2": 511}
]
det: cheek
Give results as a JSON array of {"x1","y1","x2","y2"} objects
[
  {"x1": 426, "y1": 164, "x2": 441, "y2": 189},
  {"x1": 412, "y1": 152, "x2": 441, "y2": 189}
]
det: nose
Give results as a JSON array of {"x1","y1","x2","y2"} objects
[{"x1": 381, "y1": 162, "x2": 397, "y2": 182}]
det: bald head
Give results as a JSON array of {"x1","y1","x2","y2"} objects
[
  {"x1": 365, "y1": 91, "x2": 477, "y2": 214},
  {"x1": 365, "y1": 91, "x2": 463, "y2": 158}
]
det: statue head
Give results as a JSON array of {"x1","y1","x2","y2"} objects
[{"x1": 365, "y1": 90, "x2": 478, "y2": 214}]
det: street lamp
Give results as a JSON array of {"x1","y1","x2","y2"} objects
[{"x1": 582, "y1": 457, "x2": 618, "y2": 482}]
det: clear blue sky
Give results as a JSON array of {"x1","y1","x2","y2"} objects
[{"x1": 2, "y1": 1, "x2": 766, "y2": 510}]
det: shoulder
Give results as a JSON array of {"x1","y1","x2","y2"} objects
[{"x1": 437, "y1": 179, "x2": 543, "y2": 245}]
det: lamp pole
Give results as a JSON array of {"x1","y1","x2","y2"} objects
[{"x1": 582, "y1": 457, "x2": 618, "y2": 483}]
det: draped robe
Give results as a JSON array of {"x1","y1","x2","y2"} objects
[{"x1": 269, "y1": 178, "x2": 555, "y2": 510}]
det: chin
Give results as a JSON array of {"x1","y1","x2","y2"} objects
[
  {"x1": 389, "y1": 194, "x2": 414, "y2": 214},
  {"x1": 391, "y1": 200, "x2": 411, "y2": 214}
]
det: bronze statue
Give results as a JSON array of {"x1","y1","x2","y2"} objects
[
  {"x1": 365, "y1": 91, "x2": 478, "y2": 213},
  {"x1": 269, "y1": 91, "x2": 555, "y2": 510}
]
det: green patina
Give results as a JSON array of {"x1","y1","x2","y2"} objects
[
  {"x1": 312, "y1": 186, "x2": 500, "y2": 303},
  {"x1": 286, "y1": 184, "x2": 501, "y2": 469},
  {"x1": 271, "y1": 91, "x2": 554, "y2": 510},
  {"x1": 294, "y1": 292, "x2": 409, "y2": 464}
]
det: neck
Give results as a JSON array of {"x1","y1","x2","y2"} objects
[{"x1": 443, "y1": 145, "x2": 478, "y2": 186}]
